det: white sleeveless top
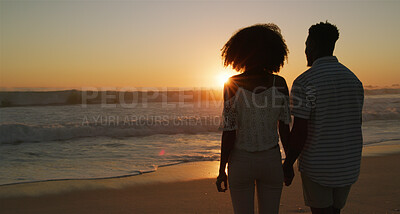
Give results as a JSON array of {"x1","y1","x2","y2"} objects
[{"x1": 219, "y1": 75, "x2": 291, "y2": 152}]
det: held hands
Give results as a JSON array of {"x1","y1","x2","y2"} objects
[
  {"x1": 283, "y1": 162, "x2": 295, "y2": 186},
  {"x1": 216, "y1": 172, "x2": 228, "y2": 192}
]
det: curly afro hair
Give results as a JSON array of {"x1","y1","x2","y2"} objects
[{"x1": 221, "y1": 23, "x2": 288, "y2": 73}]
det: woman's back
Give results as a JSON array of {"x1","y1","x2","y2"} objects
[{"x1": 221, "y1": 73, "x2": 291, "y2": 152}]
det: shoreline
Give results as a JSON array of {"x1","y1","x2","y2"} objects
[
  {"x1": 1, "y1": 142, "x2": 399, "y2": 189},
  {"x1": 0, "y1": 161, "x2": 220, "y2": 199}
]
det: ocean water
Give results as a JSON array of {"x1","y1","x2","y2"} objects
[{"x1": 0, "y1": 92, "x2": 399, "y2": 185}]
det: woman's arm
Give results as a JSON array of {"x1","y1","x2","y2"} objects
[
  {"x1": 277, "y1": 76, "x2": 291, "y2": 155},
  {"x1": 279, "y1": 122, "x2": 290, "y2": 155},
  {"x1": 216, "y1": 130, "x2": 236, "y2": 192},
  {"x1": 216, "y1": 79, "x2": 238, "y2": 192},
  {"x1": 219, "y1": 130, "x2": 236, "y2": 174}
]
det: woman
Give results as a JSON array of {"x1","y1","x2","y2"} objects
[{"x1": 216, "y1": 24, "x2": 291, "y2": 214}]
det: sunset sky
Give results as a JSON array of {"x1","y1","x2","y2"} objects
[{"x1": 1, "y1": 0, "x2": 399, "y2": 90}]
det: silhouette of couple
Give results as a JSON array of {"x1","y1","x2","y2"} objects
[{"x1": 216, "y1": 22, "x2": 364, "y2": 214}]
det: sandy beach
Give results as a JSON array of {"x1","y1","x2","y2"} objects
[{"x1": 1, "y1": 150, "x2": 399, "y2": 214}]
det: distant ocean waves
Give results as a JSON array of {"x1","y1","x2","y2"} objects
[
  {"x1": 0, "y1": 87, "x2": 399, "y2": 107},
  {"x1": 363, "y1": 94, "x2": 400, "y2": 121},
  {"x1": 0, "y1": 116, "x2": 221, "y2": 144},
  {"x1": 364, "y1": 87, "x2": 400, "y2": 95},
  {"x1": 0, "y1": 112, "x2": 399, "y2": 145},
  {"x1": 0, "y1": 89, "x2": 223, "y2": 107}
]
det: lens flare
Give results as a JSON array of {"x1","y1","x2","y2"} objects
[{"x1": 217, "y1": 73, "x2": 232, "y2": 86}]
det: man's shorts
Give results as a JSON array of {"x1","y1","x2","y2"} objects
[{"x1": 301, "y1": 173, "x2": 352, "y2": 209}]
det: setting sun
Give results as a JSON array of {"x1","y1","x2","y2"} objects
[
  {"x1": 216, "y1": 70, "x2": 236, "y2": 86},
  {"x1": 217, "y1": 73, "x2": 231, "y2": 85}
]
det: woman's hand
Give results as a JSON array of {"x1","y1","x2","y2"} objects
[{"x1": 216, "y1": 172, "x2": 228, "y2": 192}]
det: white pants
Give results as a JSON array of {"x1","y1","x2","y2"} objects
[{"x1": 228, "y1": 146, "x2": 283, "y2": 214}]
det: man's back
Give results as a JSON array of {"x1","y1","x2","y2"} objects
[{"x1": 291, "y1": 56, "x2": 364, "y2": 187}]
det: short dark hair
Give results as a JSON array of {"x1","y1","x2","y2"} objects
[
  {"x1": 221, "y1": 23, "x2": 288, "y2": 73},
  {"x1": 308, "y1": 21, "x2": 339, "y2": 53}
]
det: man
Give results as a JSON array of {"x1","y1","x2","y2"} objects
[{"x1": 283, "y1": 22, "x2": 364, "y2": 214}]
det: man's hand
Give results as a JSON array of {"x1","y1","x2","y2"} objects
[
  {"x1": 283, "y1": 162, "x2": 295, "y2": 186},
  {"x1": 216, "y1": 172, "x2": 228, "y2": 192}
]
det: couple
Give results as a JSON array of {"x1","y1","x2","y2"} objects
[{"x1": 216, "y1": 22, "x2": 364, "y2": 214}]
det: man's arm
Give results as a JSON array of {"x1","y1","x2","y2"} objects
[{"x1": 283, "y1": 117, "x2": 308, "y2": 186}]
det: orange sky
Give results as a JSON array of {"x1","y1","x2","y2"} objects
[{"x1": 1, "y1": 1, "x2": 399, "y2": 90}]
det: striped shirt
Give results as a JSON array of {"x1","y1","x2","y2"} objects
[{"x1": 290, "y1": 56, "x2": 364, "y2": 187}]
